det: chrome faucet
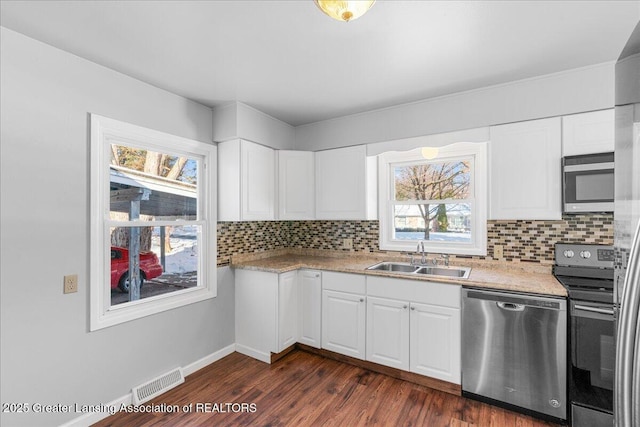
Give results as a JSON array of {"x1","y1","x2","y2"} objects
[{"x1": 418, "y1": 241, "x2": 427, "y2": 265}]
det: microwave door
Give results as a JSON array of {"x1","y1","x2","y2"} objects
[{"x1": 564, "y1": 166, "x2": 614, "y2": 213}]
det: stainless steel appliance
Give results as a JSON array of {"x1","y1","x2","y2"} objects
[
  {"x1": 614, "y1": 20, "x2": 640, "y2": 427},
  {"x1": 562, "y1": 152, "x2": 614, "y2": 214},
  {"x1": 461, "y1": 288, "x2": 567, "y2": 422},
  {"x1": 554, "y1": 243, "x2": 615, "y2": 426}
]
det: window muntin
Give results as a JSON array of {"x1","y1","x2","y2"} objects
[
  {"x1": 378, "y1": 144, "x2": 487, "y2": 255},
  {"x1": 91, "y1": 115, "x2": 216, "y2": 330}
]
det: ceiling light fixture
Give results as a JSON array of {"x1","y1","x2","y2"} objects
[{"x1": 314, "y1": 0, "x2": 376, "y2": 22}]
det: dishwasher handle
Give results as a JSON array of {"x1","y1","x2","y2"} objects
[{"x1": 497, "y1": 301, "x2": 526, "y2": 311}]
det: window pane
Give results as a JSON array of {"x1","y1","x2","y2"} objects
[
  {"x1": 110, "y1": 144, "x2": 198, "y2": 220},
  {"x1": 394, "y1": 161, "x2": 470, "y2": 201},
  {"x1": 109, "y1": 225, "x2": 200, "y2": 306},
  {"x1": 393, "y1": 204, "x2": 471, "y2": 243}
]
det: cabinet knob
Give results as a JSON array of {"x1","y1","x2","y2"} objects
[
  {"x1": 359, "y1": 298, "x2": 364, "y2": 302},
  {"x1": 403, "y1": 305, "x2": 408, "y2": 309},
  {"x1": 315, "y1": 274, "x2": 320, "y2": 278},
  {"x1": 410, "y1": 306, "x2": 415, "y2": 310}
]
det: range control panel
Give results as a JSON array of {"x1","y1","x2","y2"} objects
[{"x1": 555, "y1": 244, "x2": 614, "y2": 269}]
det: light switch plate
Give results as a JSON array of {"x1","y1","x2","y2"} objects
[
  {"x1": 494, "y1": 245, "x2": 504, "y2": 260},
  {"x1": 64, "y1": 274, "x2": 78, "y2": 294}
]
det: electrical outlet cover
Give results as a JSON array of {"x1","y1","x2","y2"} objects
[
  {"x1": 64, "y1": 274, "x2": 78, "y2": 294},
  {"x1": 343, "y1": 238, "x2": 353, "y2": 250}
]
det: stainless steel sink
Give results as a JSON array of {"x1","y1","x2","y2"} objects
[
  {"x1": 416, "y1": 266, "x2": 471, "y2": 279},
  {"x1": 366, "y1": 262, "x2": 420, "y2": 273},
  {"x1": 366, "y1": 262, "x2": 470, "y2": 279}
]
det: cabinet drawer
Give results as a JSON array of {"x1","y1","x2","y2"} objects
[{"x1": 322, "y1": 271, "x2": 366, "y2": 294}]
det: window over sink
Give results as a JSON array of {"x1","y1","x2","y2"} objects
[{"x1": 378, "y1": 143, "x2": 487, "y2": 256}]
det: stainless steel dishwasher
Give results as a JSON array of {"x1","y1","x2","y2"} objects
[{"x1": 462, "y1": 288, "x2": 567, "y2": 422}]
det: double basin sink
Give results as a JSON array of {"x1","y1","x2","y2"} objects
[{"x1": 366, "y1": 261, "x2": 471, "y2": 279}]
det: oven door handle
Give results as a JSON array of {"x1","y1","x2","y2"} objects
[{"x1": 574, "y1": 304, "x2": 615, "y2": 316}]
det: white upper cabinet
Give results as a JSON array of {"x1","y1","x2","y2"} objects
[
  {"x1": 218, "y1": 139, "x2": 275, "y2": 221},
  {"x1": 315, "y1": 145, "x2": 377, "y2": 220},
  {"x1": 490, "y1": 117, "x2": 562, "y2": 220},
  {"x1": 277, "y1": 151, "x2": 315, "y2": 220},
  {"x1": 562, "y1": 109, "x2": 614, "y2": 156}
]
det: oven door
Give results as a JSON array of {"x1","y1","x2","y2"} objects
[
  {"x1": 563, "y1": 152, "x2": 614, "y2": 213},
  {"x1": 569, "y1": 300, "x2": 615, "y2": 416}
]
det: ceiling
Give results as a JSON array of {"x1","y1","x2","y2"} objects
[{"x1": 1, "y1": 1, "x2": 638, "y2": 126}]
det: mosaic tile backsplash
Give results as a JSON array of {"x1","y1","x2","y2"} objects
[{"x1": 217, "y1": 214, "x2": 613, "y2": 266}]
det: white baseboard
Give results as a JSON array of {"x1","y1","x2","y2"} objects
[
  {"x1": 235, "y1": 344, "x2": 271, "y2": 364},
  {"x1": 57, "y1": 394, "x2": 132, "y2": 427},
  {"x1": 183, "y1": 343, "x2": 236, "y2": 376},
  {"x1": 58, "y1": 343, "x2": 237, "y2": 427}
]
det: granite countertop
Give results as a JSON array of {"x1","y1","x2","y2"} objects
[{"x1": 231, "y1": 252, "x2": 567, "y2": 297}]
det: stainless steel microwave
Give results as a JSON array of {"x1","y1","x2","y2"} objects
[{"x1": 562, "y1": 152, "x2": 614, "y2": 213}]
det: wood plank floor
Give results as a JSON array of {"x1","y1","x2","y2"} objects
[{"x1": 93, "y1": 350, "x2": 561, "y2": 427}]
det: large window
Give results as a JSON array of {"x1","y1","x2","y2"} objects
[
  {"x1": 90, "y1": 115, "x2": 216, "y2": 330},
  {"x1": 378, "y1": 143, "x2": 487, "y2": 255}
]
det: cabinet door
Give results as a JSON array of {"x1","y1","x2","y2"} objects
[
  {"x1": 278, "y1": 271, "x2": 298, "y2": 352},
  {"x1": 410, "y1": 302, "x2": 461, "y2": 384},
  {"x1": 322, "y1": 290, "x2": 366, "y2": 359},
  {"x1": 490, "y1": 117, "x2": 562, "y2": 220},
  {"x1": 241, "y1": 140, "x2": 275, "y2": 220},
  {"x1": 562, "y1": 109, "x2": 614, "y2": 156},
  {"x1": 316, "y1": 145, "x2": 368, "y2": 220},
  {"x1": 366, "y1": 296, "x2": 409, "y2": 370},
  {"x1": 298, "y1": 270, "x2": 322, "y2": 348},
  {"x1": 278, "y1": 151, "x2": 315, "y2": 220}
]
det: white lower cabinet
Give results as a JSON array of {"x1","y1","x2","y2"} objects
[
  {"x1": 235, "y1": 269, "x2": 297, "y2": 363},
  {"x1": 366, "y1": 275, "x2": 461, "y2": 385},
  {"x1": 322, "y1": 290, "x2": 366, "y2": 359},
  {"x1": 321, "y1": 272, "x2": 367, "y2": 359},
  {"x1": 236, "y1": 268, "x2": 461, "y2": 385},
  {"x1": 409, "y1": 302, "x2": 461, "y2": 384},
  {"x1": 278, "y1": 270, "x2": 298, "y2": 351},
  {"x1": 366, "y1": 296, "x2": 410, "y2": 370},
  {"x1": 298, "y1": 270, "x2": 322, "y2": 348}
]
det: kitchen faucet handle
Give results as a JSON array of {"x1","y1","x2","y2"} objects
[{"x1": 440, "y1": 254, "x2": 450, "y2": 267}]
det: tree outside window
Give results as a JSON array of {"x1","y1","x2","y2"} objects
[{"x1": 394, "y1": 161, "x2": 471, "y2": 241}]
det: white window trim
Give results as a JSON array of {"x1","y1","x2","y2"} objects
[
  {"x1": 378, "y1": 142, "x2": 487, "y2": 256},
  {"x1": 90, "y1": 114, "x2": 217, "y2": 331}
]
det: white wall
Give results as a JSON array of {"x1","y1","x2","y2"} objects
[
  {"x1": 295, "y1": 62, "x2": 615, "y2": 151},
  {"x1": 0, "y1": 28, "x2": 235, "y2": 427}
]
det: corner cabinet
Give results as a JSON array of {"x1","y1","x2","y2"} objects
[
  {"x1": 489, "y1": 117, "x2": 562, "y2": 220},
  {"x1": 277, "y1": 150, "x2": 315, "y2": 220},
  {"x1": 218, "y1": 139, "x2": 275, "y2": 221},
  {"x1": 315, "y1": 145, "x2": 377, "y2": 220},
  {"x1": 235, "y1": 269, "x2": 297, "y2": 363},
  {"x1": 321, "y1": 272, "x2": 367, "y2": 359}
]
